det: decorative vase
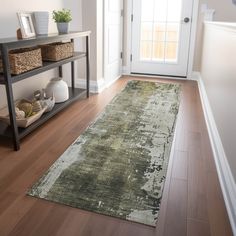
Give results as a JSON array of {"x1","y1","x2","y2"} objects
[
  {"x1": 33, "y1": 11, "x2": 49, "y2": 35},
  {"x1": 45, "y1": 78, "x2": 69, "y2": 103},
  {"x1": 40, "y1": 96, "x2": 55, "y2": 112},
  {"x1": 57, "y1": 22, "x2": 69, "y2": 34}
]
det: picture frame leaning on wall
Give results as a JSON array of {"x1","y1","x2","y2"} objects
[{"x1": 17, "y1": 12, "x2": 36, "y2": 38}]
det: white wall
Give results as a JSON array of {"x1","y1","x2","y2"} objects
[
  {"x1": 204, "y1": 0, "x2": 236, "y2": 21},
  {"x1": 62, "y1": 0, "x2": 84, "y2": 82},
  {"x1": 81, "y1": 0, "x2": 104, "y2": 82},
  {"x1": 0, "y1": 0, "x2": 84, "y2": 109},
  {"x1": 194, "y1": 0, "x2": 236, "y2": 70},
  {"x1": 0, "y1": 0, "x2": 62, "y2": 38},
  {"x1": 0, "y1": 0, "x2": 64, "y2": 109},
  {"x1": 82, "y1": 0, "x2": 97, "y2": 82},
  {"x1": 96, "y1": 0, "x2": 104, "y2": 83},
  {"x1": 201, "y1": 22, "x2": 236, "y2": 181},
  {"x1": 200, "y1": 22, "x2": 236, "y2": 233}
]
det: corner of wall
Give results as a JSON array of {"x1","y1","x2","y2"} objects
[
  {"x1": 75, "y1": 78, "x2": 106, "y2": 93},
  {"x1": 189, "y1": 71, "x2": 200, "y2": 81}
]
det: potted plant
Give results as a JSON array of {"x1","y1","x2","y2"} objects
[{"x1": 52, "y1": 9, "x2": 72, "y2": 34}]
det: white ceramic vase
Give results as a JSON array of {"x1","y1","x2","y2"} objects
[
  {"x1": 33, "y1": 11, "x2": 49, "y2": 35},
  {"x1": 45, "y1": 78, "x2": 69, "y2": 103}
]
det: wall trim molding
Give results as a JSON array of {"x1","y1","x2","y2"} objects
[
  {"x1": 122, "y1": 66, "x2": 130, "y2": 75},
  {"x1": 105, "y1": 75, "x2": 122, "y2": 89},
  {"x1": 196, "y1": 71, "x2": 236, "y2": 235},
  {"x1": 187, "y1": 0, "x2": 200, "y2": 78},
  {"x1": 203, "y1": 9, "x2": 215, "y2": 21},
  {"x1": 204, "y1": 21, "x2": 236, "y2": 34},
  {"x1": 123, "y1": 0, "x2": 133, "y2": 75},
  {"x1": 190, "y1": 71, "x2": 200, "y2": 81},
  {"x1": 75, "y1": 78, "x2": 106, "y2": 93},
  {"x1": 75, "y1": 76, "x2": 122, "y2": 94}
]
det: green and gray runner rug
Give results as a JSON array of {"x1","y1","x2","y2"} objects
[{"x1": 28, "y1": 80, "x2": 181, "y2": 226}]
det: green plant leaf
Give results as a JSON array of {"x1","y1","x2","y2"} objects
[{"x1": 52, "y1": 9, "x2": 72, "y2": 23}]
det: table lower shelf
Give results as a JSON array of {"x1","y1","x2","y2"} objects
[{"x1": 0, "y1": 87, "x2": 86, "y2": 139}]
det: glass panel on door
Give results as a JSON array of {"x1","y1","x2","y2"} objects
[{"x1": 140, "y1": 0, "x2": 182, "y2": 63}]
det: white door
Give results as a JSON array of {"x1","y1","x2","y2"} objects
[
  {"x1": 104, "y1": 0, "x2": 123, "y2": 86},
  {"x1": 131, "y1": 0, "x2": 193, "y2": 77}
]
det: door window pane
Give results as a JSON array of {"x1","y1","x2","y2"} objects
[
  {"x1": 153, "y1": 42, "x2": 165, "y2": 61},
  {"x1": 140, "y1": 0, "x2": 182, "y2": 63},
  {"x1": 141, "y1": 23, "x2": 153, "y2": 40},
  {"x1": 165, "y1": 42, "x2": 178, "y2": 61},
  {"x1": 140, "y1": 41, "x2": 152, "y2": 60},
  {"x1": 166, "y1": 24, "x2": 179, "y2": 41},
  {"x1": 154, "y1": 0, "x2": 168, "y2": 22},
  {"x1": 153, "y1": 23, "x2": 166, "y2": 41},
  {"x1": 167, "y1": 0, "x2": 182, "y2": 22},
  {"x1": 141, "y1": 0, "x2": 154, "y2": 21}
]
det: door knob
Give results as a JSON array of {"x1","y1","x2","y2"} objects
[{"x1": 183, "y1": 17, "x2": 190, "y2": 23}]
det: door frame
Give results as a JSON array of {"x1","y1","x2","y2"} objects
[
  {"x1": 123, "y1": 0, "x2": 200, "y2": 79},
  {"x1": 104, "y1": 0, "x2": 124, "y2": 88}
]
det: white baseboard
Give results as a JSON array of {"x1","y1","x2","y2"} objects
[
  {"x1": 105, "y1": 75, "x2": 122, "y2": 89},
  {"x1": 75, "y1": 78, "x2": 106, "y2": 93},
  {"x1": 122, "y1": 66, "x2": 130, "y2": 75},
  {"x1": 197, "y1": 72, "x2": 236, "y2": 235},
  {"x1": 75, "y1": 76, "x2": 121, "y2": 94},
  {"x1": 190, "y1": 71, "x2": 201, "y2": 81}
]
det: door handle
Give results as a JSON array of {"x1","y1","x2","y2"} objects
[{"x1": 183, "y1": 17, "x2": 190, "y2": 23}]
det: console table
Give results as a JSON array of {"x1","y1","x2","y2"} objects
[{"x1": 0, "y1": 31, "x2": 91, "y2": 151}]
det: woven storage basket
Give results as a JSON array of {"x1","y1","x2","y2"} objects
[
  {"x1": 0, "y1": 100, "x2": 47, "y2": 128},
  {"x1": 0, "y1": 47, "x2": 42, "y2": 75},
  {"x1": 40, "y1": 42, "x2": 74, "y2": 61}
]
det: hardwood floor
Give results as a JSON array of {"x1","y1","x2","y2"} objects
[{"x1": 0, "y1": 76, "x2": 233, "y2": 236}]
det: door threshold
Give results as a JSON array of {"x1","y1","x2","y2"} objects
[{"x1": 130, "y1": 73, "x2": 187, "y2": 80}]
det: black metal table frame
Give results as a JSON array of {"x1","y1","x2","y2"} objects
[{"x1": 0, "y1": 31, "x2": 91, "y2": 151}]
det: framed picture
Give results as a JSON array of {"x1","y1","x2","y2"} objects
[{"x1": 17, "y1": 12, "x2": 36, "y2": 38}]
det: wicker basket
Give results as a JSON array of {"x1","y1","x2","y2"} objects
[
  {"x1": 0, "y1": 47, "x2": 42, "y2": 75},
  {"x1": 40, "y1": 42, "x2": 74, "y2": 61},
  {"x1": 0, "y1": 100, "x2": 46, "y2": 128}
]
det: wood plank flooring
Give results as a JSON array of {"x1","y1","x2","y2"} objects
[{"x1": 0, "y1": 76, "x2": 233, "y2": 236}]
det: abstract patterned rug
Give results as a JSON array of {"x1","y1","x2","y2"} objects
[{"x1": 28, "y1": 80, "x2": 181, "y2": 226}]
